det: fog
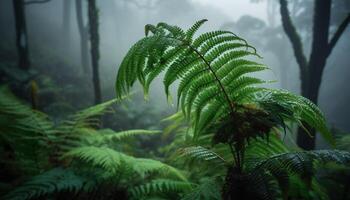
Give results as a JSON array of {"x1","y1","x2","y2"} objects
[{"x1": 0, "y1": 0, "x2": 349, "y2": 146}]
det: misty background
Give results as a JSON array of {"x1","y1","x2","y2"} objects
[{"x1": 0, "y1": 0, "x2": 349, "y2": 148}]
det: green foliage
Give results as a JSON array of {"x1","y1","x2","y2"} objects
[
  {"x1": 0, "y1": 86, "x2": 54, "y2": 173},
  {"x1": 114, "y1": 19, "x2": 350, "y2": 199},
  {"x1": 104, "y1": 129, "x2": 162, "y2": 141},
  {"x1": 248, "y1": 150, "x2": 350, "y2": 199},
  {"x1": 0, "y1": 88, "x2": 188, "y2": 200},
  {"x1": 115, "y1": 19, "x2": 333, "y2": 145},
  {"x1": 130, "y1": 179, "x2": 193, "y2": 199},
  {"x1": 181, "y1": 178, "x2": 221, "y2": 200},
  {"x1": 64, "y1": 146, "x2": 187, "y2": 181},
  {"x1": 3, "y1": 168, "x2": 87, "y2": 200}
]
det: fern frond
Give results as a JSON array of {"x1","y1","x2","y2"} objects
[
  {"x1": 0, "y1": 87, "x2": 55, "y2": 173},
  {"x1": 115, "y1": 20, "x2": 331, "y2": 146},
  {"x1": 64, "y1": 146, "x2": 187, "y2": 181},
  {"x1": 3, "y1": 168, "x2": 87, "y2": 200},
  {"x1": 249, "y1": 149, "x2": 350, "y2": 197},
  {"x1": 182, "y1": 178, "x2": 221, "y2": 200},
  {"x1": 116, "y1": 20, "x2": 264, "y2": 135},
  {"x1": 179, "y1": 146, "x2": 226, "y2": 165},
  {"x1": 61, "y1": 98, "x2": 119, "y2": 130},
  {"x1": 63, "y1": 146, "x2": 130, "y2": 174},
  {"x1": 103, "y1": 129, "x2": 162, "y2": 141},
  {"x1": 257, "y1": 90, "x2": 334, "y2": 145},
  {"x1": 129, "y1": 179, "x2": 193, "y2": 199}
]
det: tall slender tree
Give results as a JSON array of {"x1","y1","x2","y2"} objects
[
  {"x1": 279, "y1": 0, "x2": 350, "y2": 150},
  {"x1": 12, "y1": 0, "x2": 30, "y2": 70},
  {"x1": 87, "y1": 0, "x2": 101, "y2": 104},
  {"x1": 76, "y1": 0, "x2": 90, "y2": 74},
  {"x1": 62, "y1": 0, "x2": 71, "y2": 45},
  {"x1": 12, "y1": 0, "x2": 52, "y2": 71}
]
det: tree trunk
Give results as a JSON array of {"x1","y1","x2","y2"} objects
[
  {"x1": 88, "y1": 0, "x2": 101, "y2": 104},
  {"x1": 76, "y1": 0, "x2": 90, "y2": 74},
  {"x1": 280, "y1": 0, "x2": 350, "y2": 150},
  {"x1": 62, "y1": 0, "x2": 71, "y2": 44},
  {"x1": 12, "y1": 0, "x2": 30, "y2": 70},
  {"x1": 296, "y1": 0, "x2": 331, "y2": 150}
]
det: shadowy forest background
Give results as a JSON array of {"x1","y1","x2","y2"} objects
[
  {"x1": 1, "y1": 0, "x2": 349, "y2": 147},
  {"x1": 0, "y1": 0, "x2": 350, "y2": 199}
]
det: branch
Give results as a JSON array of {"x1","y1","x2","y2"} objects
[
  {"x1": 279, "y1": 0, "x2": 308, "y2": 72},
  {"x1": 25, "y1": 0, "x2": 51, "y2": 5},
  {"x1": 327, "y1": 13, "x2": 350, "y2": 56}
]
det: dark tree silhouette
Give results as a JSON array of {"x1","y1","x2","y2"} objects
[
  {"x1": 279, "y1": 0, "x2": 350, "y2": 150},
  {"x1": 12, "y1": 0, "x2": 30, "y2": 70},
  {"x1": 76, "y1": 0, "x2": 90, "y2": 74},
  {"x1": 12, "y1": 0, "x2": 52, "y2": 70},
  {"x1": 62, "y1": 0, "x2": 71, "y2": 45},
  {"x1": 88, "y1": 0, "x2": 101, "y2": 104}
]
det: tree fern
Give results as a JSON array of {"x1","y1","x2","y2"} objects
[
  {"x1": 114, "y1": 20, "x2": 350, "y2": 199},
  {"x1": 114, "y1": 19, "x2": 332, "y2": 147}
]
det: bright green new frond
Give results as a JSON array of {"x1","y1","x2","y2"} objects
[{"x1": 3, "y1": 168, "x2": 86, "y2": 200}]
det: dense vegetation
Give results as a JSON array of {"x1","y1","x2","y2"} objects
[{"x1": 1, "y1": 20, "x2": 350, "y2": 200}]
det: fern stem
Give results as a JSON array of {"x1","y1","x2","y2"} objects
[{"x1": 185, "y1": 43, "x2": 235, "y2": 116}]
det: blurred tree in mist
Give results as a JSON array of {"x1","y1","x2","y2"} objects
[
  {"x1": 88, "y1": 0, "x2": 102, "y2": 104},
  {"x1": 62, "y1": 0, "x2": 71, "y2": 47},
  {"x1": 12, "y1": 0, "x2": 30, "y2": 70},
  {"x1": 279, "y1": 0, "x2": 350, "y2": 150},
  {"x1": 76, "y1": 0, "x2": 90, "y2": 75},
  {"x1": 12, "y1": 0, "x2": 52, "y2": 71}
]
